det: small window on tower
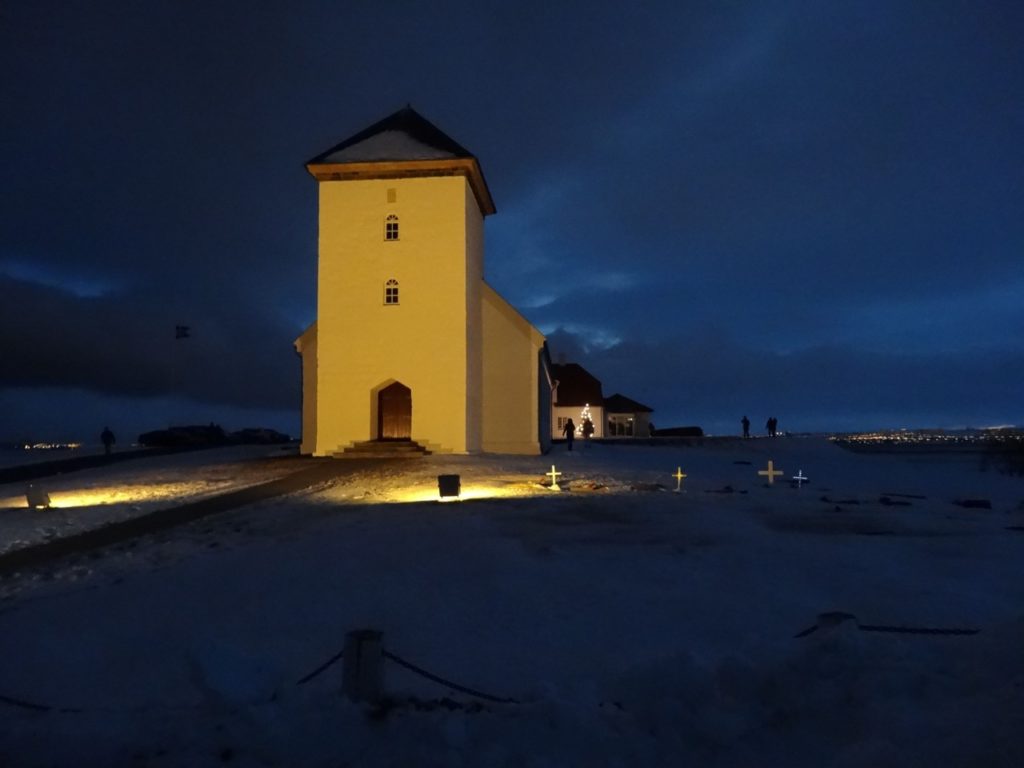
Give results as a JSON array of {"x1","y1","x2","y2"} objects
[
  {"x1": 386, "y1": 188, "x2": 397, "y2": 203},
  {"x1": 384, "y1": 279, "x2": 399, "y2": 305},
  {"x1": 385, "y1": 214, "x2": 399, "y2": 241}
]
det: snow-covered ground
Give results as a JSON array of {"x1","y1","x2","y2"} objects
[
  {"x1": 0, "y1": 438, "x2": 1022, "y2": 767},
  {"x1": 0, "y1": 445, "x2": 299, "y2": 555}
]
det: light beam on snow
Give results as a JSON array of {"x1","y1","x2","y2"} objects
[{"x1": 390, "y1": 483, "x2": 521, "y2": 503}]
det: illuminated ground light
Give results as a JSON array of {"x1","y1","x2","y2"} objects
[
  {"x1": 26, "y1": 484, "x2": 51, "y2": 509},
  {"x1": 3, "y1": 482, "x2": 207, "y2": 510},
  {"x1": 437, "y1": 474, "x2": 461, "y2": 499},
  {"x1": 43, "y1": 490, "x2": 131, "y2": 508},
  {"x1": 389, "y1": 480, "x2": 530, "y2": 504}
]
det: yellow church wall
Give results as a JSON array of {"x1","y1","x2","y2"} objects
[
  {"x1": 481, "y1": 283, "x2": 546, "y2": 454},
  {"x1": 294, "y1": 322, "x2": 317, "y2": 455},
  {"x1": 314, "y1": 175, "x2": 478, "y2": 455},
  {"x1": 464, "y1": 182, "x2": 484, "y2": 453}
]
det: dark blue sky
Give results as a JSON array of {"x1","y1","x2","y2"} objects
[{"x1": 1, "y1": 1, "x2": 1021, "y2": 441}]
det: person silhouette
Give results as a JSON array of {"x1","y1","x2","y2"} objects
[
  {"x1": 582, "y1": 418, "x2": 594, "y2": 441},
  {"x1": 741, "y1": 416, "x2": 750, "y2": 438},
  {"x1": 101, "y1": 426, "x2": 116, "y2": 455},
  {"x1": 562, "y1": 418, "x2": 576, "y2": 451}
]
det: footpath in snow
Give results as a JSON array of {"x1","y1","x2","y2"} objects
[{"x1": 0, "y1": 445, "x2": 301, "y2": 557}]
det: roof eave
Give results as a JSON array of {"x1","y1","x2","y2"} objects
[{"x1": 305, "y1": 157, "x2": 496, "y2": 216}]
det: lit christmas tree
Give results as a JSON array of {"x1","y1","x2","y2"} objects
[{"x1": 578, "y1": 403, "x2": 593, "y2": 436}]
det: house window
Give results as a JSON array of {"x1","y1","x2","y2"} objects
[
  {"x1": 385, "y1": 214, "x2": 399, "y2": 241},
  {"x1": 384, "y1": 279, "x2": 399, "y2": 305},
  {"x1": 607, "y1": 414, "x2": 634, "y2": 437}
]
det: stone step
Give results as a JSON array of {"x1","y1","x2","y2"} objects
[
  {"x1": 331, "y1": 454, "x2": 428, "y2": 460},
  {"x1": 333, "y1": 440, "x2": 431, "y2": 459},
  {"x1": 344, "y1": 444, "x2": 426, "y2": 453}
]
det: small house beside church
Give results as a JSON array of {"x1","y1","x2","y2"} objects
[
  {"x1": 604, "y1": 393, "x2": 654, "y2": 437},
  {"x1": 551, "y1": 363, "x2": 655, "y2": 439},
  {"x1": 550, "y1": 363, "x2": 604, "y2": 439},
  {"x1": 295, "y1": 107, "x2": 552, "y2": 455}
]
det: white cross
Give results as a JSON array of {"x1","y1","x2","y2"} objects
[
  {"x1": 758, "y1": 460, "x2": 783, "y2": 485},
  {"x1": 547, "y1": 465, "x2": 562, "y2": 490},
  {"x1": 792, "y1": 470, "x2": 809, "y2": 486},
  {"x1": 673, "y1": 466, "x2": 687, "y2": 492}
]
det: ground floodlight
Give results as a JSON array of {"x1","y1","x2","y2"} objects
[
  {"x1": 26, "y1": 484, "x2": 51, "y2": 509},
  {"x1": 437, "y1": 474, "x2": 461, "y2": 499}
]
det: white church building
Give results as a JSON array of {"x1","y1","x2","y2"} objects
[{"x1": 295, "y1": 107, "x2": 553, "y2": 456}]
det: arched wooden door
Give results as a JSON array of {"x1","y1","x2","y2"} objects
[{"x1": 378, "y1": 382, "x2": 411, "y2": 440}]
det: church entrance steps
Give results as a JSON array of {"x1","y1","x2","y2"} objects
[{"x1": 334, "y1": 440, "x2": 431, "y2": 459}]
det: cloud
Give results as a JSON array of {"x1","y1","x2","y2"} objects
[
  {"x1": 0, "y1": 276, "x2": 299, "y2": 410},
  {"x1": 0, "y1": 257, "x2": 121, "y2": 298},
  {"x1": 1, "y1": 0, "x2": 1021, "y2": 435},
  {"x1": 546, "y1": 326, "x2": 1024, "y2": 434},
  {"x1": 0, "y1": 387, "x2": 298, "y2": 444}
]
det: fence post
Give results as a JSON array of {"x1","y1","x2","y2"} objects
[{"x1": 342, "y1": 629, "x2": 384, "y2": 703}]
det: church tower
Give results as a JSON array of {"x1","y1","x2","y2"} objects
[{"x1": 297, "y1": 107, "x2": 552, "y2": 456}]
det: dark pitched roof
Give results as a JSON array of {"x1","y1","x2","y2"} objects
[
  {"x1": 604, "y1": 393, "x2": 653, "y2": 414},
  {"x1": 308, "y1": 106, "x2": 476, "y2": 165},
  {"x1": 551, "y1": 363, "x2": 603, "y2": 406}
]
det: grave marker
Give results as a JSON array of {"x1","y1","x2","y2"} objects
[
  {"x1": 672, "y1": 467, "x2": 687, "y2": 493},
  {"x1": 758, "y1": 460, "x2": 783, "y2": 485}
]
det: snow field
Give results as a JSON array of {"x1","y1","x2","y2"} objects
[{"x1": 0, "y1": 439, "x2": 1022, "y2": 766}]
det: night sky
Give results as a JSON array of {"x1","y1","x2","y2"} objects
[{"x1": 1, "y1": 1, "x2": 1021, "y2": 442}]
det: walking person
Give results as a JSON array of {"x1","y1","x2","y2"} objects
[
  {"x1": 562, "y1": 418, "x2": 576, "y2": 451},
  {"x1": 741, "y1": 416, "x2": 750, "y2": 438}
]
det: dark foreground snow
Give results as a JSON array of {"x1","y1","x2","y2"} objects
[{"x1": 0, "y1": 439, "x2": 1022, "y2": 766}]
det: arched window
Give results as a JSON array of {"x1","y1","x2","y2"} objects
[
  {"x1": 384, "y1": 279, "x2": 399, "y2": 305},
  {"x1": 385, "y1": 214, "x2": 399, "y2": 241}
]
